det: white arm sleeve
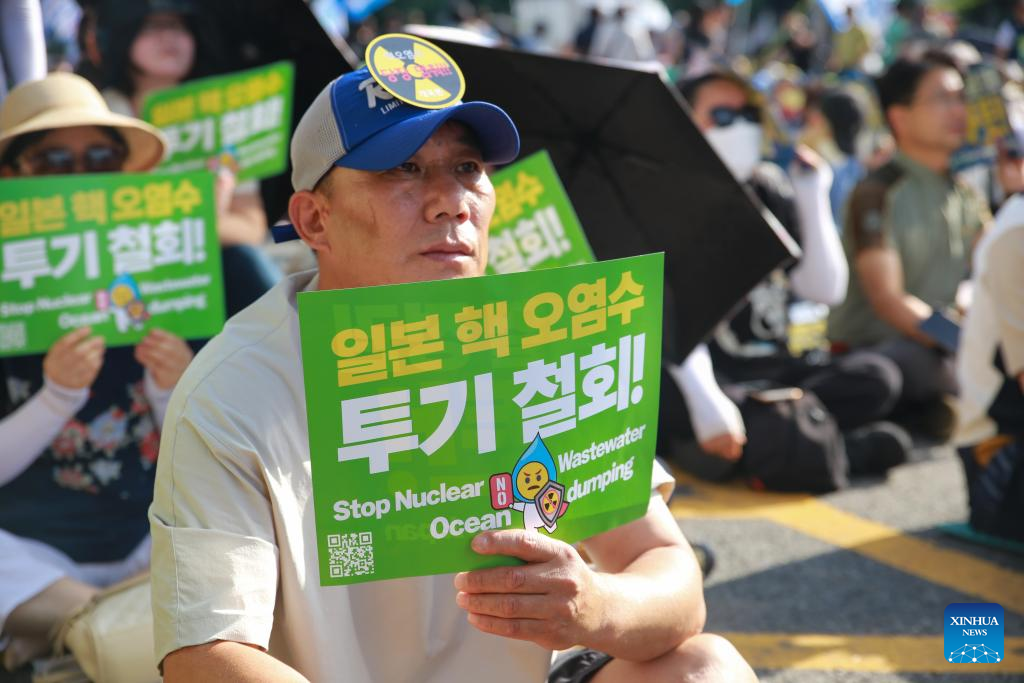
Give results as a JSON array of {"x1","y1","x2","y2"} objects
[
  {"x1": 0, "y1": 379, "x2": 87, "y2": 486},
  {"x1": 788, "y1": 164, "x2": 849, "y2": 306},
  {"x1": 143, "y1": 371, "x2": 174, "y2": 430},
  {"x1": 665, "y1": 344, "x2": 745, "y2": 443},
  {"x1": 0, "y1": 0, "x2": 47, "y2": 87}
]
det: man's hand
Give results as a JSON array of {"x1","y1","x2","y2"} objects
[
  {"x1": 135, "y1": 329, "x2": 194, "y2": 390},
  {"x1": 43, "y1": 328, "x2": 105, "y2": 390},
  {"x1": 454, "y1": 530, "x2": 607, "y2": 651},
  {"x1": 700, "y1": 431, "x2": 745, "y2": 460}
]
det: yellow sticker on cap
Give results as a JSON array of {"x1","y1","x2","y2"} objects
[{"x1": 365, "y1": 33, "x2": 466, "y2": 109}]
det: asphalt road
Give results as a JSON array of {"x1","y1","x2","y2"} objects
[{"x1": 670, "y1": 445, "x2": 1024, "y2": 682}]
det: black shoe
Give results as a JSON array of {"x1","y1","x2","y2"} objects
[
  {"x1": 892, "y1": 398, "x2": 957, "y2": 443},
  {"x1": 692, "y1": 543, "x2": 715, "y2": 579},
  {"x1": 845, "y1": 421, "x2": 912, "y2": 476}
]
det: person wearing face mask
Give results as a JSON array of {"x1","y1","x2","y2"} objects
[
  {"x1": 656, "y1": 70, "x2": 909, "y2": 488},
  {"x1": 92, "y1": 0, "x2": 282, "y2": 317}
]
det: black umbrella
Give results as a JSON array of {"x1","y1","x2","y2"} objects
[{"x1": 420, "y1": 37, "x2": 800, "y2": 362}]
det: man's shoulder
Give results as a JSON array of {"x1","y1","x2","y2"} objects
[
  {"x1": 849, "y1": 161, "x2": 906, "y2": 209},
  {"x1": 168, "y1": 272, "x2": 311, "y2": 421},
  {"x1": 857, "y1": 160, "x2": 906, "y2": 192}
]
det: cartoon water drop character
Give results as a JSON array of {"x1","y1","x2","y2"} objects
[
  {"x1": 506, "y1": 434, "x2": 568, "y2": 534},
  {"x1": 105, "y1": 274, "x2": 149, "y2": 332}
]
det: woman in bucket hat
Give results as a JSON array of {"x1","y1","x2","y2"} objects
[{"x1": 0, "y1": 72, "x2": 193, "y2": 672}]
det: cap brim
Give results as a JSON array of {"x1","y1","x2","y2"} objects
[
  {"x1": 0, "y1": 107, "x2": 166, "y2": 172},
  {"x1": 335, "y1": 101, "x2": 520, "y2": 171}
]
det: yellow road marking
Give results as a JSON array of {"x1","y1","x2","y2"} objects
[
  {"x1": 720, "y1": 632, "x2": 1024, "y2": 673},
  {"x1": 670, "y1": 474, "x2": 1024, "y2": 615}
]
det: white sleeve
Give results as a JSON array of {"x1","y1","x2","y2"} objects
[
  {"x1": 788, "y1": 164, "x2": 849, "y2": 306},
  {"x1": 665, "y1": 344, "x2": 745, "y2": 444},
  {"x1": 0, "y1": 379, "x2": 88, "y2": 486},
  {"x1": 0, "y1": 0, "x2": 47, "y2": 87},
  {"x1": 143, "y1": 371, "x2": 174, "y2": 430},
  {"x1": 996, "y1": 22, "x2": 1016, "y2": 52}
]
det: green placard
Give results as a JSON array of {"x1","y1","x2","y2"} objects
[
  {"x1": 141, "y1": 61, "x2": 295, "y2": 181},
  {"x1": 0, "y1": 171, "x2": 224, "y2": 356},
  {"x1": 298, "y1": 254, "x2": 663, "y2": 586},
  {"x1": 486, "y1": 150, "x2": 595, "y2": 274}
]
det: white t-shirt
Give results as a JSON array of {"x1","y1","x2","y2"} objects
[
  {"x1": 956, "y1": 195, "x2": 1024, "y2": 445},
  {"x1": 149, "y1": 270, "x2": 674, "y2": 682}
]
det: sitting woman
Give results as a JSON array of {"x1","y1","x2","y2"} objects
[
  {"x1": 0, "y1": 73, "x2": 194, "y2": 670},
  {"x1": 94, "y1": 0, "x2": 282, "y2": 314}
]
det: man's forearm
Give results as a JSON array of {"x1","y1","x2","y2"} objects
[
  {"x1": 163, "y1": 641, "x2": 310, "y2": 683},
  {"x1": 584, "y1": 545, "x2": 706, "y2": 662},
  {"x1": 875, "y1": 292, "x2": 934, "y2": 345}
]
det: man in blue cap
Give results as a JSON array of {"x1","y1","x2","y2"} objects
[{"x1": 149, "y1": 47, "x2": 756, "y2": 682}]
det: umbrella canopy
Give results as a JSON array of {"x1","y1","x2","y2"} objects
[{"x1": 420, "y1": 37, "x2": 799, "y2": 362}]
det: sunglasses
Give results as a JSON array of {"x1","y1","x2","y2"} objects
[
  {"x1": 20, "y1": 145, "x2": 126, "y2": 175},
  {"x1": 709, "y1": 105, "x2": 760, "y2": 128}
]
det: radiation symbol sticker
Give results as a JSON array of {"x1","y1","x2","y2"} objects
[{"x1": 365, "y1": 33, "x2": 466, "y2": 109}]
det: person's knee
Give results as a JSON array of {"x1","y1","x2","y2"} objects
[
  {"x1": 837, "y1": 352, "x2": 903, "y2": 415},
  {"x1": 673, "y1": 633, "x2": 758, "y2": 682},
  {"x1": 598, "y1": 633, "x2": 757, "y2": 683}
]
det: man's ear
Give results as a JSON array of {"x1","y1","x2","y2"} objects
[
  {"x1": 886, "y1": 105, "x2": 909, "y2": 142},
  {"x1": 288, "y1": 190, "x2": 332, "y2": 254}
]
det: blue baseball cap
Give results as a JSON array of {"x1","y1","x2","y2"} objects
[
  {"x1": 290, "y1": 66, "x2": 520, "y2": 191},
  {"x1": 274, "y1": 66, "x2": 520, "y2": 243}
]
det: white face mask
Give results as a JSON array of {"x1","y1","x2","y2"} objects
[{"x1": 705, "y1": 121, "x2": 763, "y2": 182}]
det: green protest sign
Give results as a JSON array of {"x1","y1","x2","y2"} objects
[
  {"x1": 0, "y1": 171, "x2": 224, "y2": 356},
  {"x1": 141, "y1": 61, "x2": 294, "y2": 181},
  {"x1": 486, "y1": 150, "x2": 595, "y2": 274},
  {"x1": 298, "y1": 254, "x2": 663, "y2": 586}
]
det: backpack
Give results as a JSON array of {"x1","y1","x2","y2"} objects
[{"x1": 733, "y1": 387, "x2": 849, "y2": 493}]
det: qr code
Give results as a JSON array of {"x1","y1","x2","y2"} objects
[
  {"x1": 0, "y1": 322, "x2": 26, "y2": 352},
  {"x1": 327, "y1": 532, "x2": 374, "y2": 578}
]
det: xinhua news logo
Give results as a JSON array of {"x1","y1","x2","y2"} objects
[{"x1": 944, "y1": 603, "x2": 1004, "y2": 664}]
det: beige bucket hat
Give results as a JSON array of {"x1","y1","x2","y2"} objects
[{"x1": 0, "y1": 72, "x2": 166, "y2": 172}]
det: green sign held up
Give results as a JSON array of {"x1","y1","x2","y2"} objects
[
  {"x1": 486, "y1": 150, "x2": 595, "y2": 274},
  {"x1": 0, "y1": 171, "x2": 224, "y2": 357},
  {"x1": 297, "y1": 254, "x2": 664, "y2": 586},
  {"x1": 141, "y1": 61, "x2": 295, "y2": 181}
]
